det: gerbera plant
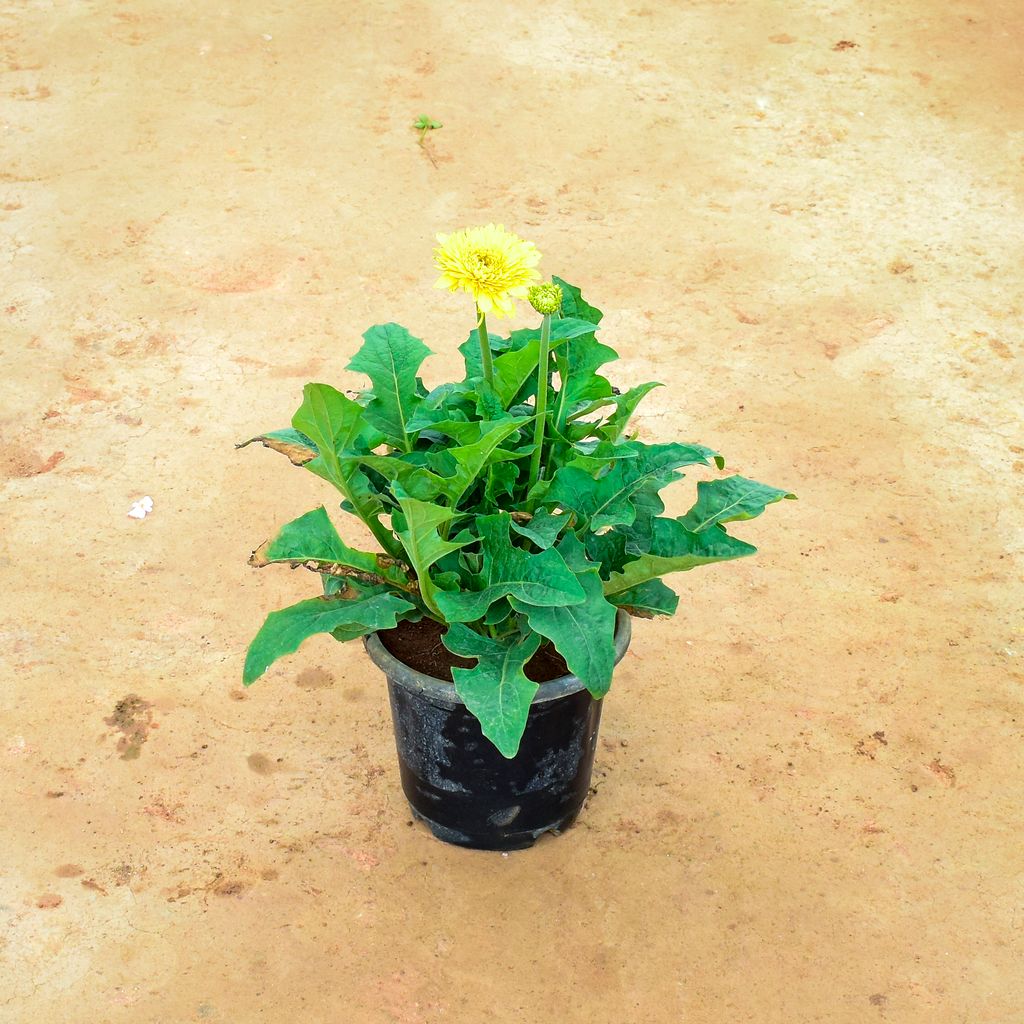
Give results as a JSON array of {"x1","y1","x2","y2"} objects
[{"x1": 241, "y1": 225, "x2": 794, "y2": 757}]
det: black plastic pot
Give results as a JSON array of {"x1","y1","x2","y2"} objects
[{"x1": 363, "y1": 611, "x2": 632, "y2": 851}]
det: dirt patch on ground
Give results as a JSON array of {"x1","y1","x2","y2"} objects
[{"x1": 103, "y1": 695, "x2": 155, "y2": 760}]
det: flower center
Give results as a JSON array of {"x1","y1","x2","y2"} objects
[{"x1": 473, "y1": 250, "x2": 499, "y2": 274}]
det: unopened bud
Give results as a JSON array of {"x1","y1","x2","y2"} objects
[{"x1": 528, "y1": 282, "x2": 562, "y2": 316}]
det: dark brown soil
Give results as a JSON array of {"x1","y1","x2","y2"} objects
[{"x1": 377, "y1": 618, "x2": 571, "y2": 683}]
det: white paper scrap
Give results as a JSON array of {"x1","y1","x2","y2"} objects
[{"x1": 128, "y1": 496, "x2": 154, "y2": 520}]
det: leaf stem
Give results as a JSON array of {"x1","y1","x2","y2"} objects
[
  {"x1": 476, "y1": 306, "x2": 494, "y2": 386},
  {"x1": 527, "y1": 314, "x2": 552, "y2": 506}
]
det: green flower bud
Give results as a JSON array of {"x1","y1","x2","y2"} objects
[{"x1": 528, "y1": 282, "x2": 562, "y2": 316}]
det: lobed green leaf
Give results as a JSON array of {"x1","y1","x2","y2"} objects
[
  {"x1": 291, "y1": 384, "x2": 396, "y2": 553},
  {"x1": 391, "y1": 488, "x2": 472, "y2": 618},
  {"x1": 546, "y1": 441, "x2": 721, "y2": 532},
  {"x1": 347, "y1": 323, "x2": 432, "y2": 451},
  {"x1": 596, "y1": 382, "x2": 664, "y2": 442},
  {"x1": 553, "y1": 277, "x2": 603, "y2": 325},
  {"x1": 253, "y1": 506, "x2": 414, "y2": 590},
  {"x1": 434, "y1": 513, "x2": 585, "y2": 622},
  {"x1": 509, "y1": 509, "x2": 570, "y2": 550},
  {"x1": 511, "y1": 534, "x2": 617, "y2": 698},
  {"x1": 604, "y1": 518, "x2": 757, "y2": 597},
  {"x1": 609, "y1": 578, "x2": 679, "y2": 618},
  {"x1": 244, "y1": 586, "x2": 415, "y2": 684},
  {"x1": 443, "y1": 625, "x2": 541, "y2": 758},
  {"x1": 423, "y1": 417, "x2": 532, "y2": 507},
  {"x1": 680, "y1": 476, "x2": 797, "y2": 533}
]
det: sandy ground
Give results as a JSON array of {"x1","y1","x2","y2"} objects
[{"x1": 2, "y1": 1, "x2": 1022, "y2": 1021}]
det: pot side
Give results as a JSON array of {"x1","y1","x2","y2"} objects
[{"x1": 364, "y1": 611, "x2": 632, "y2": 851}]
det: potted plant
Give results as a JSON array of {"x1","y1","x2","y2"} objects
[{"x1": 241, "y1": 224, "x2": 794, "y2": 850}]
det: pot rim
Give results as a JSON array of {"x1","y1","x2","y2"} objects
[{"x1": 363, "y1": 609, "x2": 632, "y2": 709}]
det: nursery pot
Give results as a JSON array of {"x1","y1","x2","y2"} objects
[{"x1": 363, "y1": 611, "x2": 632, "y2": 851}]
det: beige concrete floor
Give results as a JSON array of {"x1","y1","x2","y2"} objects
[{"x1": 2, "y1": 1, "x2": 1022, "y2": 1021}]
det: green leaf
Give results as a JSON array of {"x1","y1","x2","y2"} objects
[
  {"x1": 331, "y1": 621, "x2": 388, "y2": 643},
  {"x1": 244, "y1": 587, "x2": 415, "y2": 684},
  {"x1": 252, "y1": 506, "x2": 413, "y2": 590},
  {"x1": 558, "y1": 335, "x2": 619, "y2": 408},
  {"x1": 585, "y1": 530, "x2": 629, "y2": 578},
  {"x1": 461, "y1": 316, "x2": 601, "y2": 388},
  {"x1": 257, "y1": 505, "x2": 359, "y2": 563},
  {"x1": 553, "y1": 278, "x2": 603, "y2": 326},
  {"x1": 291, "y1": 385, "x2": 392, "y2": 549},
  {"x1": 679, "y1": 475, "x2": 796, "y2": 532},
  {"x1": 418, "y1": 418, "x2": 501, "y2": 445},
  {"x1": 543, "y1": 279, "x2": 614, "y2": 412},
  {"x1": 484, "y1": 460, "x2": 520, "y2": 505},
  {"x1": 524, "y1": 476, "x2": 552, "y2": 508},
  {"x1": 434, "y1": 513, "x2": 585, "y2": 622},
  {"x1": 546, "y1": 441, "x2": 721, "y2": 532},
  {"x1": 508, "y1": 316, "x2": 602, "y2": 349},
  {"x1": 392, "y1": 488, "x2": 472, "y2": 617},
  {"x1": 511, "y1": 534, "x2": 617, "y2": 698},
  {"x1": 347, "y1": 323, "x2": 432, "y2": 451},
  {"x1": 405, "y1": 382, "x2": 476, "y2": 433},
  {"x1": 292, "y1": 384, "x2": 380, "y2": 476},
  {"x1": 548, "y1": 316, "x2": 605, "y2": 342},
  {"x1": 487, "y1": 320, "x2": 600, "y2": 408},
  {"x1": 604, "y1": 518, "x2": 757, "y2": 597},
  {"x1": 482, "y1": 596, "x2": 516, "y2": 628},
  {"x1": 509, "y1": 509, "x2": 569, "y2": 550},
  {"x1": 609, "y1": 579, "x2": 679, "y2": 618},
  {"x1": 322, "y1": 575, "x2": 345, "y2": 596},
  {"x1": 621, "y1": 477, "x2": 674, "y2": 554},
  {"x1": 596, "y1": 382, "x2": 664, "y2": 441},
  {"x1": 459, "y1": 329, "x2": 510, "y2": 379},
  {"x1": 563, "y1": 439, "x2": 640, "y2": 473},
  {"x1": 443, "y1": 625, "x2": 541, "y2": 758},
  {"x1": 492, "y1": 342, "x2": 545, "y2": 408},
  {"x1": 425, "y1": 417, "x2": 532, "y2": 506},
  {"x1": 473, "y1": 379, "x2": 506, "y2": 420},
  {"x1": 340, "y1": 454, "x2": 445, "y2": 502},
  {"x1": 235, "y1": 428, "x2": 318, "y2": 466}
]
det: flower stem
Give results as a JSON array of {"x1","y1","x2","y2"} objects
[
  {"x1": 476, "y1": 306, "x2": 494, "y2": 386},
  {"x1": 544, "y1": 341, "x2": 571, "y2": 480},
  {"x1": 527, "y1": 314, "x2": 552, "y2": 506},
  {"x1": 552, "y1": 348, "x2": 569, "y2": 437}
]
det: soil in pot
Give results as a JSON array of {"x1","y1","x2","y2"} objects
[{"x1": 376, "y1": 617, "x2": 571, "y2": 682}]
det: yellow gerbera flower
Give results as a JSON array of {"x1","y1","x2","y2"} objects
[{"x1": 433, "y1": 224, "x2": 541, "y2": 318}]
